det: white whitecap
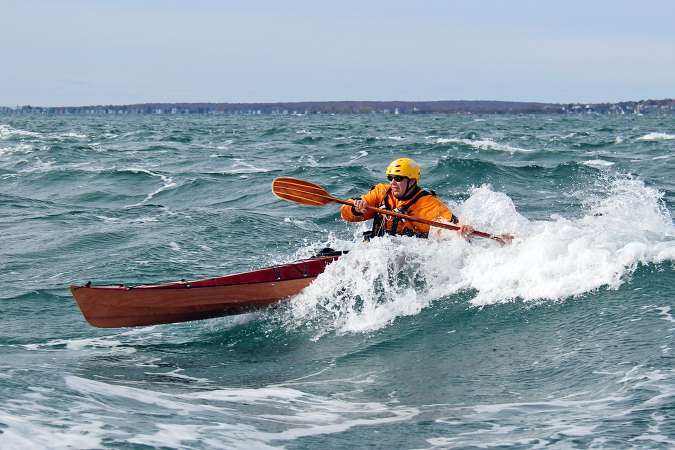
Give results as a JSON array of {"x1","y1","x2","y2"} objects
[
  {"x1": 377, "y1": 135, "x2": 404, "y2": 141},
  {"x1": 428, "y1": 392, "x2": 630, "y2": 448},
  {"x1": 125, "y1": 167, "x2": 177, "y2": 207},
  {"x1": 23, "y1": 336, "x2": 134, "y2": 354},
  {"x1": 637, "y1": 132, "x2": 675, "y2": 141},
  {"x1": 224, "y1": 159, "x2": 270, "y2": 174},
  {"x1": 283, "y1": 217, "x2": 322, "y2": 232},
  {"x1": 53, "y1": 131, "x2": 87, "y2": 140},
  {"x1": 18, "y1": 157, "x2": 55, "y2": 173},
  {"x1": 299, "y1": 154, "x2": 319, "y2": 167},
  {"x1": 0, "y1": 123, "x2": 43, "y2": 139},
  {"x1": 642, "y1": 305, "x2": 675, "y2": 324},
  {"x1": 582, "y1": 159, "x2": 615, "y2": 168},
  {"x1": 349, "y1": 150, "x2": 368, "y2": 161},
  {"x1": 43, "y1": 375, "x2": 418, "y2": 449},
  {"x1": 432, "y1": 137, "x2": 532, "y2": 153},
  {"x1": 0, "y1": 143, "x2": 33, "y2": 156}
]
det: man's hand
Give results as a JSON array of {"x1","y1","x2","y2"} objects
[
  {"x1": 352, "y1": 199, "x2": 369, "y2": 214},
  {"x1": 459, "y1": 224, "x2": 475, "y2": 239}
]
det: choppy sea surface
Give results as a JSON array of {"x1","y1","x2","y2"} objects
[{"x1": 1, "y1": 113, "x2": 674, "y2": 449}]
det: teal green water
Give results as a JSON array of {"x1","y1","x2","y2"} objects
[{"x1": 1, "y1": 113, "x2": 674, "y2": 448}]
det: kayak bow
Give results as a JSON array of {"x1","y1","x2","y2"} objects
[{"x1": 70, "y1": 250, "x2": 343, "y2": 328}]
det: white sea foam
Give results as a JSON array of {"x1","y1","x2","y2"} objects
[
  {"x1": 0, "y1": 143, "x2": 33, "y2": 156},
  {"x1": 23, "y1": 327, "x2": 162, "y2": 352},
  {"x1": 283, "y1": 217, "x2": 323, "y2": 232},
  {"x1": 642, "y1": 305, "x2": 675, "y2": 324},
  {"x1": 23, "y1": 336, "x2": 133, "y2": 353},
  {"x1": 285, "y1": 175, "x2": 674, "y2": 335},
  {"x1": 0, "y1": 124, "x2": 86, "y2": 141},
  {"x1": 224, "y1": 158, "x2": 270, "y2": 174},
  {"x1": 582, "y1": 159, "x2": 615, "y2": 168},
  {"x1": 618, "y1": 366, "x2": 675, "y2": 431},
  {"x1": 376, "y1": 135, "x2": 405, "y2": 141},
  {"x1": 637, "y1": 132, "x2": 675, "y2": 141},
  {"x1": 423, "y1": 364, "x2": 675, "y2": 448},
  {"x1": 349, "y1": 150, "x2": 369, "y2": 161},
  {"x1": 0, "y1": 375, "x2": 416, "y2": 449},
  {"x1": 125, "y1": 167, "x2": 177, "y2": 206},
  {"x1": 433, "y1": 137, "x2": 532, "y2": 153},
  {"x1": 657, "y1": 306, "x2": 675, "y2": 324},
  {"x1": 143, "y1": 369, "x2": 210, "y2": 384},
  {"x1": 55, "y1": 131, "x2": 87, "y2": 140},
  {"x1": 299, "y1": 153, "x2": 319, "y2": 167},
  {"x1": 96, "y1": 214, "x2": 161, "y2": 224},
  {"x1": 424, "y1": 394, "x2": 624, "y2": 449},
  {"x1": 0, "y1": 124, "x2": 42, "y2": 139},
  {"x1": 453, "y1": 176, "x2": 674, "y2": 307},
  {"x1": 0, "y1": 409, "x2": 104, "y2": 449},
  {"x1": 17, "y1": 157, "x2": 56, "y2": 173}
]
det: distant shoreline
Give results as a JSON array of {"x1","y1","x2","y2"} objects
[{"x1": 2, "y1": 99, "x2": 674, "y2": 115}]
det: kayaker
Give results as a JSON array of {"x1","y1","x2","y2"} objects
[{"x1": 341, "y1": 157, "x2": 475, "y2": 239}]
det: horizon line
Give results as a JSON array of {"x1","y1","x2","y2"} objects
[{"x1": 3, "y1": 97, "x2": 674, "y2": 109}]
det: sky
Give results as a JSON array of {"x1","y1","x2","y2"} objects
[{"x1": 2, "y1": 0, "x2": 674, "y2": 106}]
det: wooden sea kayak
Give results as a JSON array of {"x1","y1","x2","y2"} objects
[{"x1": 70, "y1": 249, "x2": 344, "y2": 328}]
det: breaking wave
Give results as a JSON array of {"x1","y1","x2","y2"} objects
[{"x1": 284, "y1": 175, "x2": 675, "y2": 336}]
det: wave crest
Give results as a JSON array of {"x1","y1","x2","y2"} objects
[{"x1": 283, "y1": 176, "x2": 674, "y2": 335}]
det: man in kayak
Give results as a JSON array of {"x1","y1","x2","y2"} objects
[{"x1": 341, "y1": 157, "x2": 475, "y2": 239}]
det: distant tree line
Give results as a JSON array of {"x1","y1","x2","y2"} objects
[{"x1": 2, "y1": 99, "x2": 674, "y2": 115}]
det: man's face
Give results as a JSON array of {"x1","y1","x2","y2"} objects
[{"x1": 388, "y1": 175, "x2": 411, "y2": 198}]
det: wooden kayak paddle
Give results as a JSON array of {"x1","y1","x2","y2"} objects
[{"x1": 272, "y1": 177, "x2": 513, "y2": 245}]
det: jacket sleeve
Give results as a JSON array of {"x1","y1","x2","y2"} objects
[
  {"x1": 431, "y1": 198, "x2": 457, "y2": 224},
  {"x1": 412, "y1": 196, "x2": 458, "y2": 238},
  {"x1": 340, "y1": 184, "x2": 387, "y2": 222}
]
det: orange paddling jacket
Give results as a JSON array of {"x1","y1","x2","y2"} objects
[{"x1": 340, "y1": 183, "x2": 457, "y2": 239}]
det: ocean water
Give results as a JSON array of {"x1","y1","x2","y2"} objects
[{"x1": 1, "y1": 112, "x2": 674, "y2": 449}]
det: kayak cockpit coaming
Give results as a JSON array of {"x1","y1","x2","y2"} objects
[{"x1": 74, "y1": 249, "x2": 346, "y2": 291}]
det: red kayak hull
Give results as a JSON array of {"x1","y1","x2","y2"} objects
[{"x1": 70, "y1": 254, "x2": 340, "y2": 328}]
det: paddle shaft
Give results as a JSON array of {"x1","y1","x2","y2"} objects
[
  {"x1": 271, "y1": 176, "x2": 509, "y2": 244},
  {"x1": 321, "y1": 193, "x2": 498, "y2": 241}
]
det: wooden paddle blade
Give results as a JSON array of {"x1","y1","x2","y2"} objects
[{"x1": 272, "y1": 177, "x2": 336, "y2": 207}]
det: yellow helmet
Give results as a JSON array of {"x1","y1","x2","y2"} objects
[{"x1": 385, "y1": 158, "x2": 421, "y2": 182}]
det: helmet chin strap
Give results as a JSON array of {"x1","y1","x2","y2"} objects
[
  {"x1": 405, "y1": 180, "x2": 417, "y2": 197},
  {"x1": 395, "y1": 179, "x2": 417, "y2": 199}
]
